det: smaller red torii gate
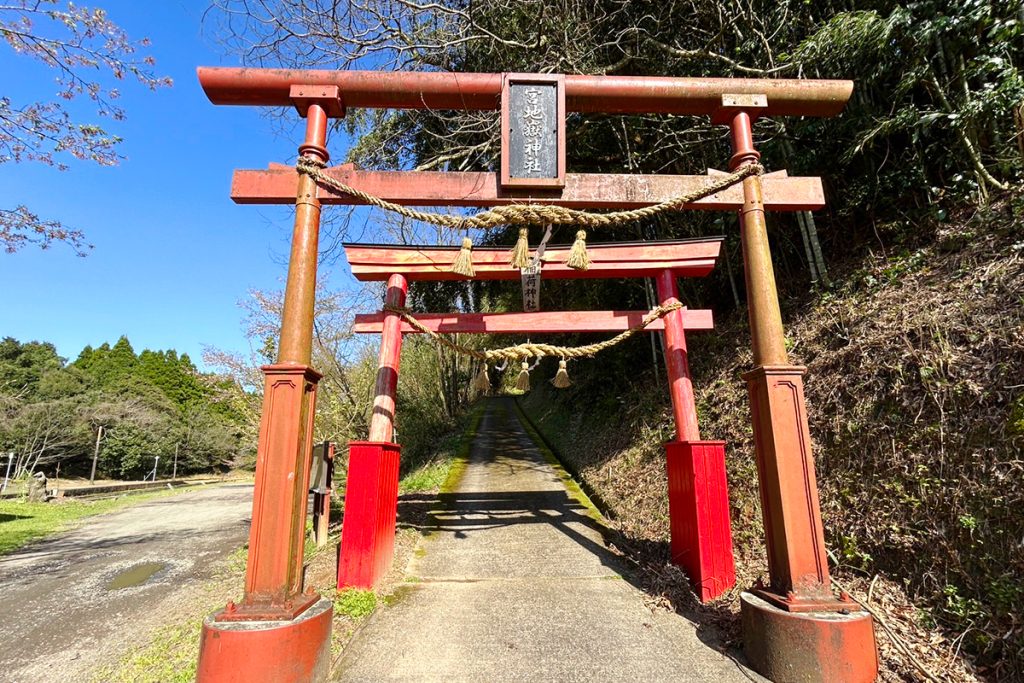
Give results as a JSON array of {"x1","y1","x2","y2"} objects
[{"x1": 337, "y1": 238, "x2": 735, "y2": 601}]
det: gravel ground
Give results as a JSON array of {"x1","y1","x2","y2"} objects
[{"x1": 0, "y1": 483, "x2": 252, "y2": 683}]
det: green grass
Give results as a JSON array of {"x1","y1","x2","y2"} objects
[
  {"x1": 398, "y1": 459, "x2": 453, "y2": 494},
  {"x1": 94, "y1": 616, "x2": 205, "y2": 683},
  {"x1": 334, "y1": 588, "x2": 377, "y2": 619},
  {"x1": 0, "y1": 487, "x2": 191, "y2": 556},
  {"x1": 397, "y1": 401, "x2": 486, "y2": 496}
]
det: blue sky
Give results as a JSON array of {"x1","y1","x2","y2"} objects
[{"x1": 0, "y1": 1, "x2": 364, "y2": 369}]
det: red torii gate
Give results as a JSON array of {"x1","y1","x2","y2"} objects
[
  {"x1": 194, "y1": 67, "x2": 878, "y2": 683},
  {"x1": 339, "y1": 238, "x2": 733, "y2": 601}
]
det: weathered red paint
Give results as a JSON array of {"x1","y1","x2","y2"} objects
[
  {"x1": 197, "y1": 597, "x2": 333, "y2": 683},
  {"x1": 197, "y1": 67, "x2": 853, "y2": 117},
  {"x1": 337, "y1": 441, "x2": 402, "y2": 589},
  {"x1": 351, "y1": 308, "x2": 713, "y2": 334},
  {"x1": 197, "y1": 92, "x2": 335, "y2": 680},
  {"x1": 369, "y1": 274, "x2": 408, "y2": 442},
  {"x1": 656, "y1": 270, "x2": 700, "y2": 441},
  {"x1": 728, "y1": 110, "x2": 878, "y2": 678},
  {"x1": 343, "y1": 239, "x2": 722, "y2": 282},
  {"x1": 665, "y1": 441, "x2": 736, "y2": 601},
  {"x1": 741, "y1": 592, "x2": 878, "y2": 683},
  {"x1": 232, "y1": 166, "x2": 826, "y2": 211},
  {"x1": 219, "y1": 363, "x2": 321, "y2": 622},
  {"x1": 197, "y1": 65, "x2": 878, "y2": 679},
  {"x1": 745, "y1": 366, "x2": 835, "y2": 609}
]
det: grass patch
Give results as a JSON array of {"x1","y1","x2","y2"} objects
[
  {"x1": 94, "y1": 616, "x2": 205, "y2": 683},
  {"x1": 398, "y1": 459, "x2": 452, "y2": 494},
  {"x1": 334, "y1": 588, "x2": 377, "y2": 619},
  {"x1": 438, "y1": 401, "x2": 486, "y2": 495},
  {"x1": 0, "y1": 487, "x2": 193, "y2": 556}
]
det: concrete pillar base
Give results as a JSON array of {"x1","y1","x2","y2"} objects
[
  {"x1": 741, "y1": 592, "x2": 878, "y2": 682},
  {"x1": 197, "y1": 597, "x2": 333, "y2": 683}
]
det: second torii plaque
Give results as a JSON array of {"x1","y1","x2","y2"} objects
[{"x1": 500, "y1": 73, "x2": 566, "y2": 189}]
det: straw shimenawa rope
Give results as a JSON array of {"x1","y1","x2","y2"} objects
[
  {"x1": 296, "y1": 157, "x2": 763, "y2": 230},
  {"x1": 382, "y1": 301, "x2": 683, "y2": 362}
]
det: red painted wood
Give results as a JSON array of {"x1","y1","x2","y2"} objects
[
  {"x1": 232, "y1": 167, "x2": 825, "y2": 210},
  {"x1": 368, "y1": 274, "x2": 407, "y2": 442},
  {"x1": 337, "y1": 441, "x2": 402, "y2": 589},
  {"x1": 352, "y1": 309, "x2": 713, "y2": 334},
  {"x1": 343, "y1": 239, "x2": 722, "y2": 282},
  {"x1": 665, "y1": 440, "x2": 736, "y2": 602},
  {"x1": 198, "y1": 67, "x2": 853, "y2": 117},
  {"x1": 656, "y1": 271, "x2": 700, "y2": 441}
]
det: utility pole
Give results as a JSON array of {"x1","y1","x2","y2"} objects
[
  {"x1": 150, "y1": 456, "x2": 160, "y2": 482},
  {"x1": 172, "y1": 443, "x2": 179, "y2": 480},
  {"x1": 89, "y1": 425, "x2": 104, "y2": 484}
]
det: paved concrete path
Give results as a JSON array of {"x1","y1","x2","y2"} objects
[
  {"x1": 337, "y1": 398, "x2": 754, "y2": 682},
  {"x1": 0, "y1": 483, "x2": 252, "y2": 682}
]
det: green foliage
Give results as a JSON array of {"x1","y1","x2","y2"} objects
[
  {"x1": 334, "y1": 588, "x2": 377, "y2": 619},
  {"x1": 0, "y1": 336, "x2": 248, "y2": 480}
]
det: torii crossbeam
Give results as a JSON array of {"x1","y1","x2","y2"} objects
[{"x1": 194, "y1": 67, "x2": 878, "y2": 683}]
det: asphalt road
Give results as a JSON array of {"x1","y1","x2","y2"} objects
[{"x1": 0, "y1": 483, "x2": 253, "y2": 683}]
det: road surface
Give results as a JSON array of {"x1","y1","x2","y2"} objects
[
  {"x1": 0, "y1": 483, "x2": 252, "y2": 682},
  {"x1": 336, "y1": 398, "x2": 756, "y2": 682}
]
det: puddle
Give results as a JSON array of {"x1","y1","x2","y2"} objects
[{"x1": 106, "y1": 562, "x2": 166, "y2": 590}]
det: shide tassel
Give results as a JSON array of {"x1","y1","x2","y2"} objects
[
  {"x1": 509, "y1": 227, "x2": 530, "y2": 268},
  {"x1": 566, "y1": 230, "x2": 590, "y2": 271},
  {"x1": 472, "y1": 364, "x2": 491, "y2": 393},
  {"x1": 552, "y1": 359, "x2": 571, "y2": 388},
  {"x1": 450, "y1": 236, "x2": 475, "y2": 277},
  {"x1": 515, "y1": 361, "x2": 531, "y2": 392}
]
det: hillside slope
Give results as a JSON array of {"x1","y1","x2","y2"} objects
[{"x1": 518, "y1": 198, "x2": 1023, "y2": 680}]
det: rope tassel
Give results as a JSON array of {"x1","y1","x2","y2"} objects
[
  {"x1": 451, "y1": 237, "x2": 475, "y2": 277},
  {"x1": 472, "y1": 363, "x2": 490, "y2": 393},
  {"x1": 515, "y1": 361, "x2": 531, "y2": 392},
  {"x1": 552, "y1": 359, "x2": 571, "y2": 388},
  {"x1": 566, "y1": 230, "x2": 590, "y2": 271},
  {"x1": 509, "y1": 227, "x2": 530, "y2": 268}
]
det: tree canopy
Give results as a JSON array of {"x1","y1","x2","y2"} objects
[{"x1": 0, "y1": 335, "x2": 248, "y2": 480}]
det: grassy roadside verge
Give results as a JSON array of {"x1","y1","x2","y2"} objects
[
  {"x1": 97, "y1": 402, "x2": 489, "y2": 682},
  {"x1": 0, "y1": 485, "x2": 216, "y2": 556}
]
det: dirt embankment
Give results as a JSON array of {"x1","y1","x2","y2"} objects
[{"x1": 518, "y1": 198, "x2": 1023, "y2": 681}]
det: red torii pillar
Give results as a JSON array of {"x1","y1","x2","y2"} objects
[
  {"x1": 196, "y1": 91, "x2": 342, "y2": 683},
  {"x1": 724, "y1": 108, "x2": 877, "y2": 681},
  {"x1": 657, "y1": 270, "x2": 736, "y2": 601}
]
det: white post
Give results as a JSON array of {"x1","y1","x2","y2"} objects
[{"x1": 2, "y1": 452, "x2": 13, "y2": 493}]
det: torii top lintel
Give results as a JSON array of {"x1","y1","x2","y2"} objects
[{"x1": 197, "y1": 67, "x2": 852, "y2": 118}]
